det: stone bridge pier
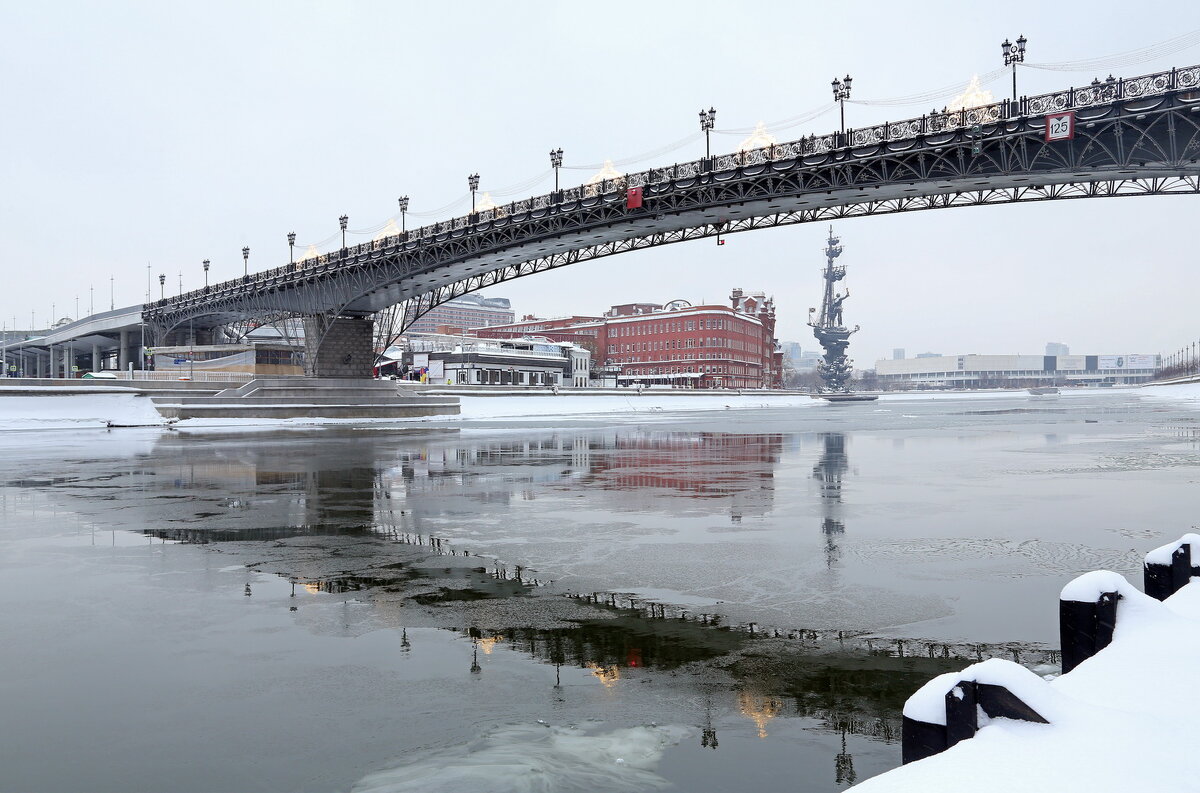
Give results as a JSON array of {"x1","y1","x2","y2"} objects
[{"x1": 303, "y1": 316, "x2": 374, "y2": 378}]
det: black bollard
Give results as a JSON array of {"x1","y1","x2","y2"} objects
[
  {"x1": 901, "y1": 717, "x2": 947, "y2": 764},
  {"x1": 944, "y1": 682, "x2": 978, "y2": 749},
  {"x1": 902, "y1": 679, "x2": 1047, "y2": 764},
  {"x1": 1144, "y1": 542, "x2": 1195, "y2": 601},
  {"x1": 1059, "y1": 590, "x2": 1119, "y2": 674}
]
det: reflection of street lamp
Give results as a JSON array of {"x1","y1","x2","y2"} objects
[
  {"x1": 698, "y1": 107, "x2": 716, "y2": 158},
  {"x1": 398, "y1": 196, "x2": 409, "y2": 233},
  {"x1": 1001, "y1": 35, "x2": 1027, "y2": 101},
  {"x1": 468, "y1": 173, "x2": 480, "y2": 213},
  {"x1": 831, "y1": 75, "x2": 852, "y2": 134}
]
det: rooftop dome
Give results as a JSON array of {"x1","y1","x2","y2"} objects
[
  {"x1": 947, "y1": 75, "x2": 995, "y2": 111},
  {"x1": 737, "y1": 121, "x2": 777, "y2": 152},
  {"x1": 585, "y1": 160, "x2": 624, "y2": 185}
]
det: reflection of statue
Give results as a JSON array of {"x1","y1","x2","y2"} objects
[{"x1": 813, "y1": 433, "x2": 848, "y2": 568}]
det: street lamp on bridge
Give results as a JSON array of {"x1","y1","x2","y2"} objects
[
  {"x1": 1002, "y1": 35, "x2": 1027, "y2": 101},
  {"x1": 158, "y1": 273, "x2": 165, "y2": 301},
  {"x1": 287, "y1": 232, "x2": 296, "y2": 265},
  {"x1": 398, "y1": 196, "x2": 409, "y2": 233},
  {"x1": 832, "y1": 75, "x2": 852, "y2": 135},
  {"x1": 468, "y1": 173, "x2": 480, "y2": 213},
  {"x1": 698, "y1": 108, "x2": 716, "y2": 159},
  {"x1": 203, "y1": 259, "x2": 210, "y2": 288},
  {"x1": 242, "y1": 246, "x2": 249, "y2": 278},
  {"x1": 339, "y1": 215, "x2": 348, "y2": 250},
  {"x1": 549, "y1": 149, "x2": 563, "y2": 192}
]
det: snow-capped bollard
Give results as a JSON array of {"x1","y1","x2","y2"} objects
[
  {"x1": 901, "y1": 659, "x2": 1050, "y2": 764},
  {"x1": 1143, "y1": 534, "x2": 1200, "y2": 601},
  {"x1": 1059, "y1": 570, "x2": 1131, "y2": 673},
  {"x1": 1059, "y1": 591, "x2": 1118, "y2": 674}
]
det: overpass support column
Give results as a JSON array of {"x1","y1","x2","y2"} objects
[
  {"x1": 92, "y1": 344, "x2": 101, "y2": 373},
  {"x1": 119, "y1": 330, "x2": 130, "y2": 371},
  {"x1": 49, "y1": 347, "x2": 57, "y2": 380},
  {"x1": 302, "y1": 316, "x2": 374, "y2": 379}
]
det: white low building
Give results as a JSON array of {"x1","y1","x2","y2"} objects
[
  {"x1": 383, "y1": 334, "x2": 590, "y2": 387},
  {"x1": 875, "y1": 353, "x2": 1160, "y2": 389}
]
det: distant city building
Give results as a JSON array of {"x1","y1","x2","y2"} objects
[
  {"x1": 915, "y1": 352, "x2": 942, "y2": 359},
  {"x1": 475, "y1": 289, "x2": 782, "y2": 388},
  {"x1": 893, "y1": 348, "x2": 905, "y2": 360},
  {"x1": 779, "y1": 341, "x2": 821, "y2": 374},
  {"x1": 405, "y1": 294, "x2": 514, "y2": 335},
  {"x1": 1046, "y1": 342, "x2": 1070, "y2": 356},
  {"x1": 875, "y1": 353, "x2": 1160, "y2": 388}
]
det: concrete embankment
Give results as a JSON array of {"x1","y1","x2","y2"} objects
[{"x1": 0, "y1": 378, "x2": 459, "y2": 427}]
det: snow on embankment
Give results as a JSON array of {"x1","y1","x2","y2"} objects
[
  {"x1": 0, "y1": 389, "x2": 166, "y2": 430},
  {"x1": 1140, "y1": 380, "x2": 1200, "y2": 406},
  {"x1": 447, "y1": 392, "x2": 816, "y2": 421},
  {"x1": 856, "y1": 571, "x2": 1200, "y2": 793}
]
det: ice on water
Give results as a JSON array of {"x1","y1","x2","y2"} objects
[{"x1": 351, "y1": 722, "x2": 690, "y2": 793}]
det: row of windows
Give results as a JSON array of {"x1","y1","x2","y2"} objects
[
  {"x1": 610, "y1": 352, "x2": 759, "y2": 364},
  {"x1": 626, "y1": 365, "x2": 754, "y2": 375},
  {"x1": 607, "y1": 336, "x2": 764, "y2": 355},
  {"x1": 610, "y1": 316, "x2": 755, "y2": 336},
  {"x1": 884, "y1": 368, "x2": 1157, "y2": 378}
]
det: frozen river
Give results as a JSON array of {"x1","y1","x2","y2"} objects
[{"x1": 1, "y1": 388, "x2": 1196, "y2": 792}]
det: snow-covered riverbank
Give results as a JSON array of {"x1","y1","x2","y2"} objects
[{"x1": 1, "y1": 383, "x2": 1197, "y2": 430}]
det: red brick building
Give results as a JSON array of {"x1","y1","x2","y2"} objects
[{"x1": 474, "y1": 289, "x2": 782, "y2": 389}]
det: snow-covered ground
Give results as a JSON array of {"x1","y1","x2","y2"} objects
[
  {"x1": 855, "y1": 569, "x2": 1200, "y2": 793},
  {"x1": 0, "y1": 383, "x2": 1190, "y2": 430},
  {"x1": 0, "y1": 391, "x2": 165, "y2": 430},
  {"x1": 1138, "y1": 380, "x2": 1200, "y2": 405}
]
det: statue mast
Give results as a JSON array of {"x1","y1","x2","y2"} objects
[{"x1": 807, "y1": 227, "x2": 860, "y2": 393}]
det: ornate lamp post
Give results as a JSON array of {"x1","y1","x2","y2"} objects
[
  {"x1": 287, "y1": 232, "x2": 296, "y2": 264},
  {"x1": 698, "y1": 108, "x2": 716, "y2": 158},
  {"x1": 832, "y1": 75, "x2": 852, "y2": 135},
  {"x1": 468, "y1": 173, "x2": 480, "y2": 213},
  {"x1": 158, "y1": 273, "x2": 165, "y2": 300},
  {"x1": 203, "y1": 259, "x2": 210, "y2": 288},
  {"x1": 549, "y1": 149, "x2": 563, "y2": 192},
  {"x1": 398, "y1": 196, "x2": 409, "y2": 233},
  {"x1": 1002, "y1": 35, "x2": 1027, "y2": 101},
  {"x1": 339, "y1": 215, "x2": 348, "y2": 250},
  {"x1": 242, "y1": 246, "x2": 249, "y2": 278}
]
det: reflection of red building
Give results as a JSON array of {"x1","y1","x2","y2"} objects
[
  {"x1": 473, "y1": 290, "x2": 783, "y2": 389},
  {"x1": 589, "y1": 433, "x2": 783, "y2": 497}
]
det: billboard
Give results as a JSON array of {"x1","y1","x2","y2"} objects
[
  {"x1": 412, "y1": 353, "x2": 429, "y2": 368},
  {"x1": 428, "y1": 359, "x2": 444, "y2": 379},
  {"x1": 1055, "y1": 355, "x2": 1086, "y2": 371},
  {"x1": 1098, "y1": 354, "x2": 1156, "y2": 370}
]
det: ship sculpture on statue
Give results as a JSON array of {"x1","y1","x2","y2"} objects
[{"x1": 807, "y1": 229, "x2": 877, "y2": 402}]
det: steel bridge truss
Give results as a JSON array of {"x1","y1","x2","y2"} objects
[{"x1": 144, "y1": 64, "x2": 1200, "y2": 346}]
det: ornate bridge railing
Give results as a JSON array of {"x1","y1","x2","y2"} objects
[{"x1": 147, "y1": 62, "x2": 1200, "y2": 326}]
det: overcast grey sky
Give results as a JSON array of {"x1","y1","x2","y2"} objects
[{"x1": 2, "y1": 0, "x2": 1198, "y2": 363}]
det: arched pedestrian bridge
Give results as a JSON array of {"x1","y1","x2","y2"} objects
[{"x1": 146, "y1": 64, "x2": 1200, "y2": 377}]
